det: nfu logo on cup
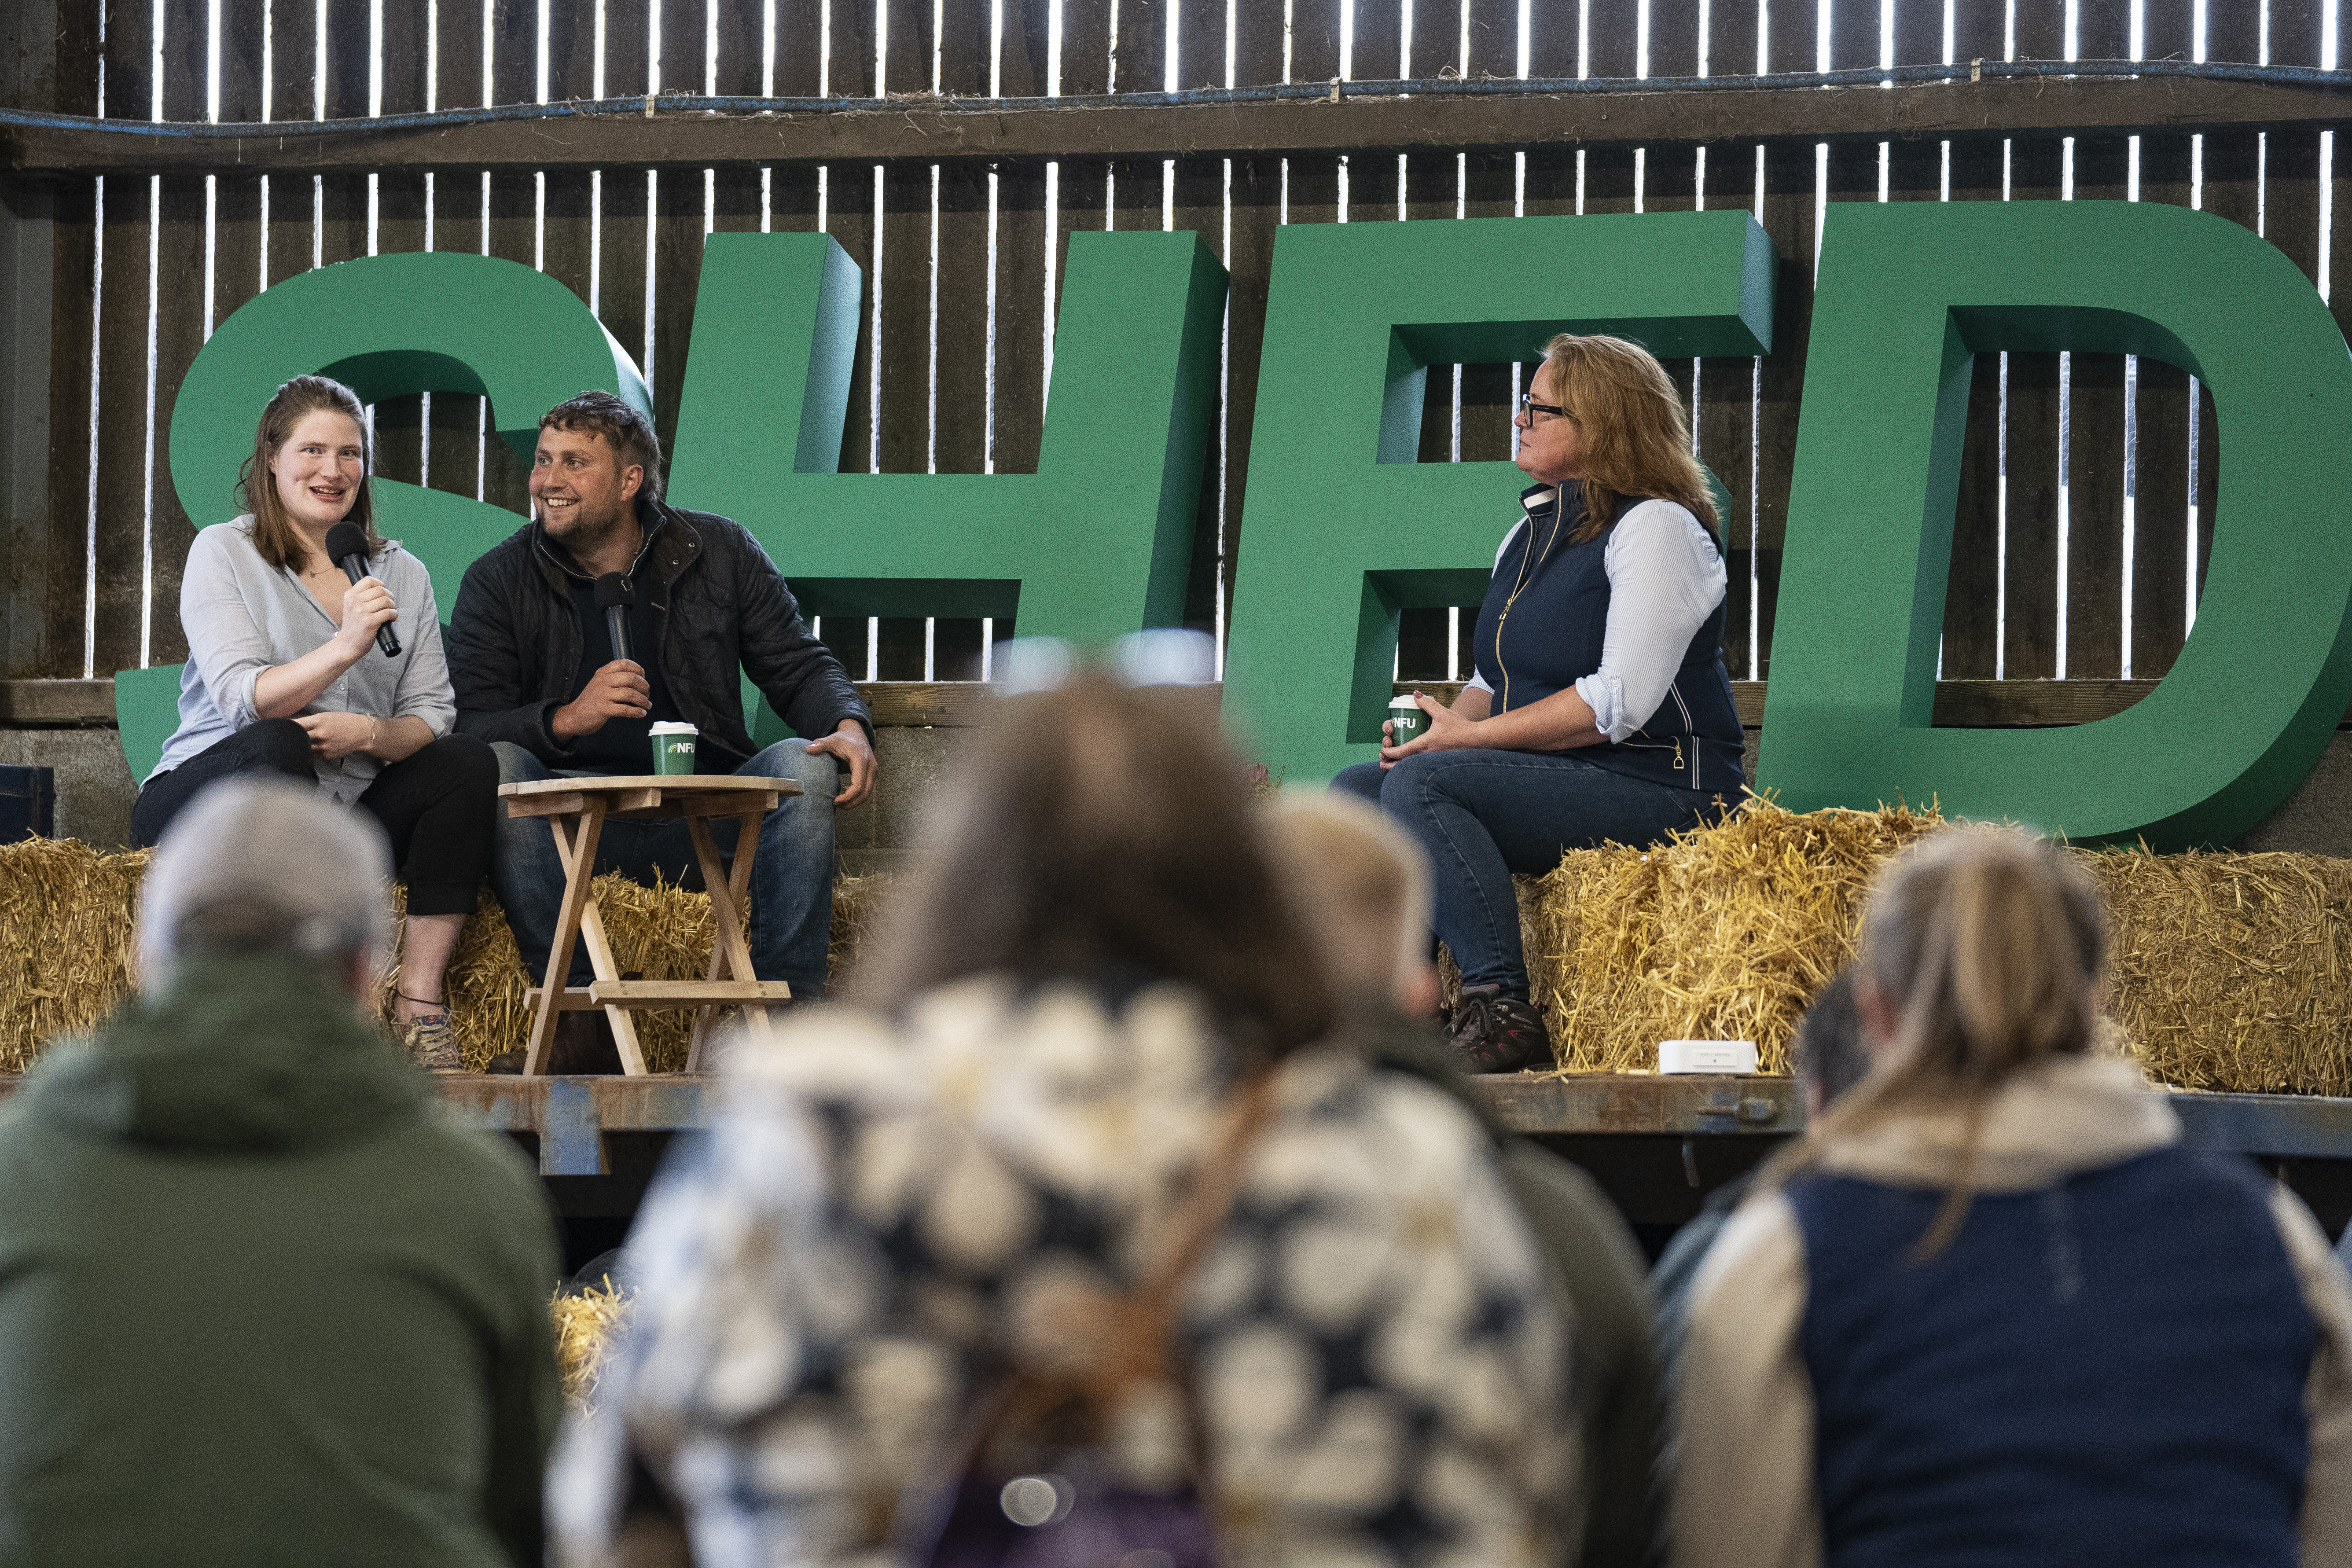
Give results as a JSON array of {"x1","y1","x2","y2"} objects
[{"x1": 649, "y1": 723, "x2": 698, "y2": 776}]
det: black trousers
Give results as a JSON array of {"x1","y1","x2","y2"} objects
[{"x1": 132, "y1": 719, "x2": 499, "y2": 917}]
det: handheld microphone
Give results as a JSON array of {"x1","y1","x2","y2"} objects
[
  {"x1": 323, "y1": 521, "x2": 401, "y2": 658},
  {"x1": 594, "y1": 573, "x2": 634, "y2": 666}
]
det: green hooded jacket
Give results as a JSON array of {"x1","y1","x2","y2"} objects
[{"x1": 0, "y1": 955, "x2": 562, "y2": 1568}]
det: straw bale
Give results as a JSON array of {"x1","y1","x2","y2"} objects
[
  {"x1": 1495, "y1": 799, "x2": 2352, "y2": 1092},
  {"x1": 551, "y1": 1280, "x2": 636, "y2": 1411},
  {"x1": 0, "y1": 840, "x2": 151, "y2": 1073},
  {"x1": 1526, "y1": 800, "x2": 1945, "y2": 1075},
  {"x1": 2090, "y1": 848, "x2": 2352, "y2": 1097},
  {"x1": 0, "y1": 841, "x2": 894, "y2": 1076},
  {"x1": 376, "y1": 870, "x2": 899, "y2": 1069}
]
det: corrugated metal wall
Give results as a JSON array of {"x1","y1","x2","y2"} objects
[{"x1": 26, "y1": 0, "x2": 2352, "y2": 691}]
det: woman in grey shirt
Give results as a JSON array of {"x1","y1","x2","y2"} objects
[{"x1": 133, "y1": 376, "x2": 497, "y2": 1072}]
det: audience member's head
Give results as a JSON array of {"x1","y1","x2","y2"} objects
[
  {"x1": 1786, "y1": 828, "x2": 2107, "y2": 1253},
  {"x1": 1793, "y1": 969, "x2": 1869, "y2": 1119},
  {"x1": 1850, "y1": 826, "x2": 2105, "y2": 1096},
  {"x1": 859, "y1": 672, "x2": 1334, "y2": 1067},
  {"x1": 137, "y1": 777, "x2": 392, "y2": 993},
  {"x1": 1261, "y1": 794, "x2": 1438, "y2": 1019}
]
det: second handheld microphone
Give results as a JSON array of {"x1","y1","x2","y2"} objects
[
  {"x1": 595, "y1": 572, "x2": 635, "y2": 665},
  {"x1": 323, "y1": 522, "x2": 401, "y2": 658}
]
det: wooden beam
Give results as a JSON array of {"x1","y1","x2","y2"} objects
[
  {"x1": 856, "y1": 681, "x2": 990, "y2": 727},
  {"x1": 7, "y1": 74, "x2": 2352, "y2": 177},
  {"x1": 0, "y1": 677, "x2": 116, "y2": 726}
]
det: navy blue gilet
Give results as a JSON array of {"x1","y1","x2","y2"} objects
[
  {"x1": 1788, "y1": 1147, "x2": 2316, "y2": 1568},
  {"x1": 1466, "y1": 483, "x2": 1744, "y2": 795}
]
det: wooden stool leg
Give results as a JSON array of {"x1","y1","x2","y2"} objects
[
  {"x1": 684, "y1": 820, "x2": 735, "y2": 1066},
  {"x1": 684, "y1": 812, "x2": 781, "y2": 1072},
  {"x1": 574, "y1": 900, "x2": 650, "y2": 1076},
  {"x1": 726, "y1": 810, "x2": 780, "y2": 1047},
  {"x1": 524, "y1": 804, "x2": 606, "y2": 1076}
]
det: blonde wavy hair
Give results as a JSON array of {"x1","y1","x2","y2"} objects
[{"x1": 1538, "y1": 333, "x2": 1717, "y2": 545}]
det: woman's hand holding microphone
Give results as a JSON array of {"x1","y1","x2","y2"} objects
[
  {"x1": 295, "y1": 576, "x2": 401, "y2": 758},
  {"x1": 330, "y1": 574, "x2": 400, "y2": 661}
]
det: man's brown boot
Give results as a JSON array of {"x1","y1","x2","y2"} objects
[
  {"x1": 546, "y1": 1010, "x2": 624, "y2": 1074},
  {"x1": 485, "y1": 1009, "x2": 624, "y2": 1075}
]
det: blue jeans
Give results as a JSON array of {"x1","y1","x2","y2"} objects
[
  {"x1": 492, "y1": 740, "x2": 841, "y2": 999},
  {"x1": 1333, "y1": 749, "x2": 1711, "y2": 999}
]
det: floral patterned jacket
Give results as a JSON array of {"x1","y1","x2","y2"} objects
[{"x1": 550, "y1": 977, "x2": 1579, "y2": 1568}]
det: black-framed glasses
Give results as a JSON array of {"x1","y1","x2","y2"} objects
[{"x1": 1517, "y1": 393, "x2": 1573, "y2": 423}]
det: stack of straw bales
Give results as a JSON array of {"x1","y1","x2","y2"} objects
[
  {"x1": 6, "y1": 807, "x2": 2352, "y2": 1095},
  {"x1": 0, "y1": 837, "x2": 892, "y2": 1074}
]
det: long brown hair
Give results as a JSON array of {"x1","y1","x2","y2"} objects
[
  {"x1": 236, "y1": 375, "x2": 382, "y2": 572},
  {"x1": 856, "y1": 673, "x2": 1335, "y2": 1070},
  {"x1": 1538, "y1": 333, "x2": 1718, "y2": 545},
  {"x1": 1772, "y1": 828, "x2": 2107, "y2": 1256}
]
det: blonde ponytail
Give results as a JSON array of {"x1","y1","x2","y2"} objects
[{"x1": 1765, "y1": 829, "x2": 2108, "y2": 1256}]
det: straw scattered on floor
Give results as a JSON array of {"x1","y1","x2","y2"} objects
[{"x1": 552, "y1": 1280, "x2": 635, "y2": 1412}]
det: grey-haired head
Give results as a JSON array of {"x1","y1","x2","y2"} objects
[{"x1": 137, "y1": 778, "x2": 393, "y2": 981}]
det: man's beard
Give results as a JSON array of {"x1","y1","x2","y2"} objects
[{"x1": 545, "y1": 496, "x2": 631, "y2": 553}]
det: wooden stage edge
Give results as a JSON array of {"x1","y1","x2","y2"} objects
[
  {"x1": 7, "y1": 676, "x2": 2344, "y2": 733},
  {"x1": 0, "y1": 1072, "x2": 2342, "y2": 1177}
]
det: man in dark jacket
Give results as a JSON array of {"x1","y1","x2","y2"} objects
[
  {"x1": 448, "y1": 392, "x2": 875, "y2": 1065},
  {"x1": 0, "y1": 778, "x2": 561, "y2": 1568}
]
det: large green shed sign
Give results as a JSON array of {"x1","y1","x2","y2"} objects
[{"x1": 136, "y1": 201, "x2": 2352, "y2": 850}]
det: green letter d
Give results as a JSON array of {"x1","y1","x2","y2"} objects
[{"x1": 1761, "y1": 200, "x2": 2352, "y2": 848}]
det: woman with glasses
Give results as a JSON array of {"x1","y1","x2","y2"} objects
[{"x1": 1332, "y1": 333, "x2": 1743, "y2": 1073}]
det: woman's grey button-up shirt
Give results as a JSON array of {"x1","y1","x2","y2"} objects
[{"x1": 153, "y1": 516, "x2": 458, "y2": 802}]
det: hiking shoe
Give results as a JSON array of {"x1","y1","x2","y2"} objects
[
  {"x1": 400, "y1": 1011, "x2": 464, "y2": 1075},
  {"x1": 1446, "y1": 985, "x2": 1553, "y2": 1074}
]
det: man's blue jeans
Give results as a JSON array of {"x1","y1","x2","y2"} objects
[
  {"x1": 1332, "y1": 749, "x2": 1713, "y2": 1000},
  {"x1": 491, "y1": 740, "x2": 841, "y2": 1000}
]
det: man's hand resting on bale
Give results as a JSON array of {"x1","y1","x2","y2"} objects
[
  {"x1": 552, "y1": 660, "x2": 652, "y2": 740},
  {"x1": 808, "y1": 720, "x2": 876, "y2": 808}
]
